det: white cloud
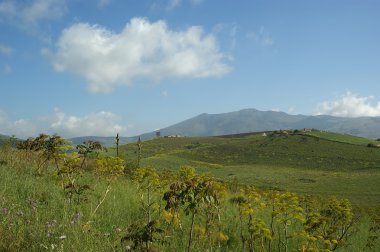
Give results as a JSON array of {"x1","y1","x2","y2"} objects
[
  {"x1": 246, "y1": 26, "x2": 274, "y2": 47},
  {"x1": 0, "y1": 109, "x2": 132, "y2": 139},
  {"x1": 47, "y1": 17, "x2": 231, "y2": 93},
  {"x1": 161, "y1": 90, "x2": 169, "y2": 96},
  {"x1": 315, "y1": 92, "x2": 380, "y2": 117},
  {"x1": 0, "y1": 110, "x2": 38, "y2": 139},
  {"x1": 51, "y1": 109, "x2": 128, "y2": 137},
  {"x1": 0, "y1": 44, "x2": 13, "y2": 55},
  {"x1": 0, "y1": 0, "x2": 67, "y2": 30},
  {"x1": 98, "y1": 0, "x2": 112, "y2": 9}
]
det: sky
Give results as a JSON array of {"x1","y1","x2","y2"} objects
[{"x1": 0, "y1": 0, "x2": 380, "y2": 139}]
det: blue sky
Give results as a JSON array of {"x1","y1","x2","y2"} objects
[{"x1": 0, "y1": 0, "x2": 379, "y2": 138}]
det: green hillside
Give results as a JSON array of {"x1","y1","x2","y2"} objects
[
  {"x1": 118, "y1": 131, "x2": 380, "y2": 207},
  {"x1": 304, "y1": 130, "x2": 380, "y2": 146}
]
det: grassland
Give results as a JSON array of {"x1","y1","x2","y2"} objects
[
  {"x1": 304, "y1": 131, "x2": 380, "y2": 146},
  {"x1": 116, "y1": 131, "x2": 380, "y2": 207},
  {"x1": 1, "y1": 131, "x2": 380, "y2": 251}
]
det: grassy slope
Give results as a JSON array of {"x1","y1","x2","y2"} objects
[
  {"x1": 304, "y1": 130, "x2": 379, "y2": 145},
  {"x1": 117, "y1": 131, "x2": 380, "y2": 207}
]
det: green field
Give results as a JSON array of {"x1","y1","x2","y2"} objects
[
  {"x1": 304, "y1": 131, "x2": 380, "y2": 146},
  {"x1": 117, "y1": 131, "x2": 380, "y2": 207},
  {"x1": 1, "y1": 131, "x2": 380, "y2": 251}
]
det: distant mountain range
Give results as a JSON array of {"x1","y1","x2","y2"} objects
[
  {"x1": 0, "y1": 134, "x2": 20, "y2": 147},
  {"x1": 68, "y1": 136, "x2": 134, "y2": 147},
  {"x1": 137, "y1": 109, "x2": 380, "y2": 141},
  {"x1": 0, "y1": 134, "x2": 10, "y2": 146},
  {"x1": 2, "y1": 109, "x2": 380, "y2": 147}
]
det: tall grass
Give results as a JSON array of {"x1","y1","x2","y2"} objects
[{"x1": 1, "y1": 146, "x2": 379, "y2": 251}]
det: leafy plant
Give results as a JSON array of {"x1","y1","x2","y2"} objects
[
  {"x1": 230, "y1": 186, "x2": 269, "y2": 252},
  {"x1": 163, "y1": 166, "x2": 227, "y2": 252},
  {"x1": 302, "y1": 197, "x2": 354, "y2": 251},
  {"x1": 76, "y1": 140, "x2": 105, "y2": 169},
  {"x1": 58, "y1": 153, "x2": 90, "y2": 205},
  {"x1": 132, "y1": 166, "x2": 161, "y2": 224},
  {"x1": 121, "y1": 220, "x2": 165, "y2": 251},
  {"x1": 90, "y1": 156, "x2": 124, "y2": 219},
  {"x1": 17, "y1": 134, "x2": 71, "y2": 175}
]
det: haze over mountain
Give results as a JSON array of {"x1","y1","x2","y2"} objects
[{"x1": 138, "y1": 108, "x2": 380, "y2": 141}]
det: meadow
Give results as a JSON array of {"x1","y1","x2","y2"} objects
[
  {"x1": 118, "y1": 131, "x2": 380, "y2": 207},
  {"x1": 0, "y1": 131, "x2": 379, "y2": 251}
]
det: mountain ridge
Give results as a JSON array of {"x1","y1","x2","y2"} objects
[
  {"x1": 3, "y1": 109, "x2": 379, "y2": 146},
  {"x1": 138, "y1": 108, "x2": 380, "y2": 140}
]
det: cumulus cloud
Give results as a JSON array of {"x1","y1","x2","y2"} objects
[
  {"x1": 315, "y1": 92, "x2": 380, "y2": 117},
  {"x1": 46, "y1": 17, "x2": 231, "y2": 93},
  {"x1": 0, "y1": 110, "x2": 38, "y2": 138},
  {"x1": 246, "y1": 26, "x2": 274, "y2": 46},
  {"x1": 51, "y1": 109, "x2": 128, "y2": 137},
  {"x1": 0, "y1": 44, "x2": 13, "y2": 55},
  {"x1": 0, "y1": 0, "x2": 67, "y2": 30},
  {"x1": 0, "y1": 109, "x2": 131, "y2": 139}
]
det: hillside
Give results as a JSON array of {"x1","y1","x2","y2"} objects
[
  {"x1": 1, "y1": 133, "x2": 377, "y2": 251},
  {"x1": 118, "y1": 131, "x2": 380, "y2": 206},
  {"x1": 138, "y1": 109, "x2": 380, "y2": 140}
]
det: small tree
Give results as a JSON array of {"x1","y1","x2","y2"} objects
[
  {"x1": 76, "y1": 140, "x2": 105, "y2": 169},
  {"x1": 17, "y1": 134, "x2": 71, "y2": 175}
]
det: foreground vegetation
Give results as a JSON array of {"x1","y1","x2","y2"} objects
[{"x1": 0, "y1": 132, "x2": 380, "y2": 251}]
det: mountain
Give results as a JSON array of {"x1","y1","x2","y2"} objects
[
  {"x1": 0, "y1": 134, "x2": 21, "y2": 147},
  {"x1": 0, "y1": 134, "x2": 10, "y2": 146},
  {"x1": 138, "y1": 109, "x2": 380, "y2": 140},
  {"x1": 68, "y1": 136, "x2": 135, "y2": 147}
]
